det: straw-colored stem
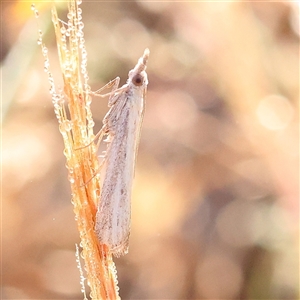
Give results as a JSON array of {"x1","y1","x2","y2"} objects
[{"x1": 38, "y1": 1, "x2": 120, "y2": 298}]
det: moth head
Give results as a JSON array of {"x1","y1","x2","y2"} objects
[{"x1": 128, "y1": 49, "x2": 149, "y2": 88}]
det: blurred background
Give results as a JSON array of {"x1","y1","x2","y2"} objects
[{"x1": 2, "y1": 1, "x2": 299, "y2": 299}]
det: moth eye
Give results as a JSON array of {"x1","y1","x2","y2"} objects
[{"x1": 132, "y1": 74, "x2": 143, "y2": 86}]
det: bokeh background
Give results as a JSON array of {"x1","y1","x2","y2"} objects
[{"x1": 2, "y1": 1, "x2": 299, "y2": 299}]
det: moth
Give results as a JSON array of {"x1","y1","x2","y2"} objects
[{"x1": 94, "y1": 49, "x2": 149, "y2": 257}]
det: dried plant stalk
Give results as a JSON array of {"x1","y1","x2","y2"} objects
[{"x1": 34, "y1": 0, "x2": 120, "y2": 299}]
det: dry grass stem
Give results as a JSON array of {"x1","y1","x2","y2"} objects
[{"x1": 33, "y1": 0, "x2": 120, "y2": 298}]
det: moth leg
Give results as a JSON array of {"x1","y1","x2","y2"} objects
[
  {"x1": 76, "y1": 78, "x2": 119, "y2": 151},
  {"x1": 91, "y1": 77, "x2": 119, "y2": 94},
  {"x1": 89, "y1": 77, "x2": 120, "y2": 99},
  {"x1": 90, "y1": 77, "x2": 130, "y2": 107},
  {"x1": 80, "y1": 157, "x2": 105, "y2": 187},
  {"x1": 80, "y1": 131, "x2": 113, "y2": 187},
  {"x1": 74, "y1": 126, "x2": 105, "y2": 151}
]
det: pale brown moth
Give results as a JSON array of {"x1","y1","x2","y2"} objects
[{"x1": 93, "y1": 49, "x2": 149, "y2": 257}]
